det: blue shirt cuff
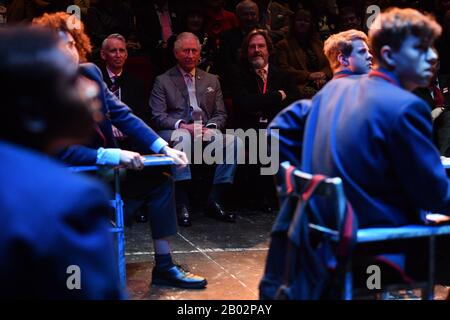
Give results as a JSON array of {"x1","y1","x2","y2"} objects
[
  {"x1": 96, "y1": 148, "x2": 121, "y2": 165},
  {"x1": 150, "y1": 138, "x2": 168, "y2": 154}
]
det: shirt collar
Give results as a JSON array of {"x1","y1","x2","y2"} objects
[
  {"x1": 333, "y1": 69, "x2": 355, "y2": 79},
  {"x1": 106, "y1": 66, "x2": 122, "y2": 80},
  {"x1": 178, "y1": 66, "x2": 196, "y2": 79},
  {"x1": 255, "y1": 63, "x2": 269, "y2": 75},
  {"x1": 368, "y1": 67, "x2": 401, "y2": 87}
]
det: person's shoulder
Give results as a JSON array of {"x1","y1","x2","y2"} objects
[
  {"x1": 0, "y1": 142, "x2": 109, "y2": 211},
  {"x1": 197, "y1": 68, "x2": 218, "y2": 81},
  {"x1": 157, "y1": 66, "x2": 178, "y2": 79},
  {"x1": 79, "y1": 62, "x2": 103, "y2": 79}
]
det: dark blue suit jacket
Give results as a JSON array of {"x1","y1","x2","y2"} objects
[
  {"x1": 0, "y1": 141, "x2": 123, "y2": 299},
  {"x1": 59, "y1": 63, "x2": 162, "y2": 165},
  {"x1": 268, "y1": 99, "x2": 311, "y2": 168},
  {"x1": 302, "y1": 69, "x2": 450, "y2": 227}
]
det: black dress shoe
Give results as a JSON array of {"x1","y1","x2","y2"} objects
[
  {"x1": 152, "y1": 265, "x2": 207, "y2": 289},
  {"x1": 176, "y1": 205, "x2": 192, "y2": 227},
  {"x1": 206, "y1": 201, "x2": 235, "y2": 222}
]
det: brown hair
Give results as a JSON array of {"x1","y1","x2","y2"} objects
[
  {"x1": 240, "y1": 29, "x2": 274, "y2": 64},
  {"x1": 33, "y1": 12, "x2": 92, "y2": 63},
  {"x1": 368, "y1": 7, "x2": 441, "y2": 66},
  {"x1": 324, "y1": 29, "x2": 368, "y2": 71}
]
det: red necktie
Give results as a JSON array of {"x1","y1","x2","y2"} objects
[
  {"x1": 432, "y1": 84, "x2": 445, "y2": 107},
  {"x1": 158, "y1": 8, "x2": 172, "y2": 42}
]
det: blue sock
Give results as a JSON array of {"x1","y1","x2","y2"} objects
[{"x1": 155, "y1": 253, "x2": 175, "y2": 271}]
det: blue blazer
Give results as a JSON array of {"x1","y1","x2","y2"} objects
[
  {"x1": 268, "y1": 99, "x2": 311, "y2": 168},
  {"x1": 59, "y1": 63, "x2": 161, "y2": 165},
  {"x1": 302, "y1": 70, "x2": 450, "y2": 227},
  {"x1": 0, "y1": 141, "x2": 123, "y2": 299}
]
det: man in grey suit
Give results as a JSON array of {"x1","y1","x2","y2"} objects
[{"x1": 150, "y1": 32, "x2": 239, "y2": 226}]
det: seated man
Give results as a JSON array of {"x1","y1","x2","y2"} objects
[
  {"x1": 0, "y1": 26, "x2": 122, "y2": 299},
  {"x1": 230, "y1": 28, "x2": 300, "y2": 210},
  {"x1": 100, "y1": 33, "x2": 151, "y2": 128},
  {"x1": 232, "y1": 29, "x2": 300, "y2": 130},
  {"x1": 33, "y1": 12, "x2": 207, "y2": 289},
  {"x1": 150, "y1": 32, "x2": 239, "y2": 226},
  {"x1": 268, "y1": 28, "x2": 373, "y2": 167}
]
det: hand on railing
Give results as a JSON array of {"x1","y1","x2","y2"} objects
[
  {"x1": 119, "y1": 150, "x2": 145, "y2": 170},
  {"x1": 161, "y1": 146, "x2": 188, "y2": 167}
]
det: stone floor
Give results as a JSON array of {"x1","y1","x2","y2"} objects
[
  {"x1": 122, "y1": 206, "x2": 450, "y2": 300},
  {"x1": 124, "y1": 208, "x2": 275, "y2": 300}
]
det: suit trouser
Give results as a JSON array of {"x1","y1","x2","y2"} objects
[
  {"x1": 158, "y1": 129, "x2": 241, "y2": 184},
  {"x1": 119, "y1": 167, "x2": 177, "y2": 240}
]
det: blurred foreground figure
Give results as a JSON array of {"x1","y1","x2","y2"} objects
[{"x1": 0, "y1": 27, "x2": 123, "y2": 299}]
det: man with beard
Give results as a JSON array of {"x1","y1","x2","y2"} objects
[
  {"x1": 231, "y1": 29, "x2": 300, "y2": 130},
  {"x1": 230, "y1": 29, "x2": 299, "y2": 211}
]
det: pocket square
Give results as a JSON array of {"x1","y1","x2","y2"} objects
[{"x1": 206, "y1": 87, "x2": 215, "y2": 93}]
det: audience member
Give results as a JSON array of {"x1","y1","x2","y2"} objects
[
  {"x1": 231, "y1": 29, "x2": 299, "y2": 211},
  {"x1": 150, "y1": 32, "x2": 239, "y2": 226},
  {"x1": 232, "y1": 29, "x2": 299, "y2": 129},
  {"x1": 33, "y1": 12, "x2": 208, "y2": 290},
  {"x1": 135, "y1": 0, "x2": 180, "y2": 75},
  {"x1": 435, "y1": 9, "x2": 450, "y2": 75},
  {"x1": 204, "y1": 0, "x2": 238, "y2": 51},
  {"x1": 276, "y1": 9, "x2": 332, "y2": 98},
  {"x1": 167, "y1": 5, "x2": 217, "y2": 73},
  {"x1": 85, "y1": 0, "x2": 138, "y2": 59},
  {"x1": 100, "y1": 33, "x2": 150, "y2": 130},
  {"x1": 254, "y1": 0, "x2": 293, "y2": 43},
  {"x1": 218, "y1": 0, "x2": 261, "y2": 93},
  {"x1": 414, "y1": 56, "x2": 450, "y2": 157},
  {"x1": 336, "y1": 6, "x2": 363, "y2": 31}
]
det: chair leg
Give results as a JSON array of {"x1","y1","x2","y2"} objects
[
  {"x1": 344, "y1": 261, "x2": 353, "y2": 300},
  {"x1": 114, "y1": 169, "x2": 127, "y2": 289},
  {"x1": 425, "y1": 236, "x2": 436, "y2": 300}
]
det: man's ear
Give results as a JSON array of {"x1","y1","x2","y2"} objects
[
  {"x1": 100, "y1": 49, "x2": 105, "y2": 61},
  {"x1": 337, "y1": 53, "x2": 349, "y2": 67},
  {"x1": 380, "y1": 45, "x2": 395, "y2": 68}
]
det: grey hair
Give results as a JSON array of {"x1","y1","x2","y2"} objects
[
  {"x1": 174, "y1": 32, "x2": 201, "y2": 52},
  {"x1": 101, "y1": 33, "x2": 126, "y2": 50}
]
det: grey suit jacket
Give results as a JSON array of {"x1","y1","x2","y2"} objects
[{"x1": 150, "y1": 66, "x2": 227, "y2": 131}]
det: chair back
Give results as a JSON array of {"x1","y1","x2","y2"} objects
[{"x1": 260, "y1": 161, "x2": 356, "y2": 299}]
